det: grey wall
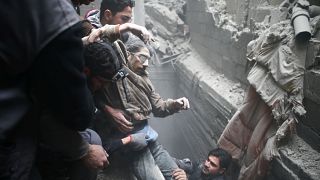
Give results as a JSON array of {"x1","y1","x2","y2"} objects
[
  {"x1": 184, "y1": 0, "x2": 320, "y2": 179},
  {"x1": 186, "y1": 0, "x2": 320, "y2": 149},
  {"x1": 186, "y1": 0, "x2": 254, "y2": 86}
]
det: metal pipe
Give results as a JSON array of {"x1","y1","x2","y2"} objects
[{"x1": 291, "y1": 6, "x2": 311, "y2": 42}]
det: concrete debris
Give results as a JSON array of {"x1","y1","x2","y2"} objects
[
  {"x1": 145, "y1": 1, "x2": 190, "y2": 59},
  {"x1": 206, "y1": 0, "x2": 239, "y2": 38},
  {"x1": 145, "y1": 3, "x2": 184, "y2": 34}
]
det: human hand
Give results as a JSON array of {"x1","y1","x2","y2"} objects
[
  {"x1": 104, "y1": 105, "x2": 133, "y2": 133},
  {"x1": 120, "y1": 23, "x2": 154, "y2": 43},
  {"x1": 172, "y1": 168, "x2": 188, "y2": 180},
  {"x1": 174, "y1": 97, "x2": 190, "y2": 111},
  {"x1": 128, "y1": 133, "x2": 149, "y2": 151},
  {"x1": 82, "y1": 28, "x2": 102, "y2": 45},
  {"x1": 82, "y1": 144, "x2": 109, "y2": 169}
]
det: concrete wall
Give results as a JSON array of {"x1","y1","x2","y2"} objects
[
  {"x1": 186, "y1": 0, "x2": 255, "y2": 86},
  {"x1": 184, "y1": 0, "x2": 320, "y2": 179},
  {"x1": 186, "y1": 0, "x2": 320, "y2": 149}
]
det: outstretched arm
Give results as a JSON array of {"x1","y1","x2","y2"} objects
[{"x1": 82, "y1": 23, "x2": 153, "y2": 45}]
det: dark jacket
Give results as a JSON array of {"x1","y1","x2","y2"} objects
[{"x1": 0, "y1": 1, "x2": 95, "y2": 179}]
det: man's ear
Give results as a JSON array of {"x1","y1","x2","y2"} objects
[{"x1": 103, "y1": 9, "x2": 113, "y2": 23}]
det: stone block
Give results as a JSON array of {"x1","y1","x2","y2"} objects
[
  {"x1": 219, "y1": 29, "x2": 234, "y2": 44},
  {"x1": 249, "y1": 6, "x2": 273, "y2": 23},
  {"x1": 305, "y1": 40, "x2": 320, "y2": 69},
  {"x1": 268, "y1": 158, "x2": 300, "y2": 180},
  {"x1": 297, "y1": 122, "x2": 320, "y2": 152},
  {"x1": 278, "y1": 135, "x2": 320, "y2": 180},
  {"x1": 302, "y1": 98, "x2": 320, "y2": 137},
  {"x1": 234, "y1": 30, "x2": 256, "y2": 49},
  {"x1": 268, "y1": 0, "x2": 287, "y2": 6},
  {"x1": 145, "y1": 3, "x2": 183, "y2": 33},
  {"x1": 200, "y1": 23, "x2": 208, "y2": 36},
  {"x1": 221, "y1": 56, "x2": 238, "y2": 80},
  {"x1": 187, "y1": 0, "x2": 205, "y2": 13},
  {"x1": 204, "y1": 11, "x2": 215, "y2": 25},
  {"x1": 225, "y1": 0, "x2": 240, "y2": 16},
  {"x1": 304, "y1": 69, "x2": 320, "y2": 104}
]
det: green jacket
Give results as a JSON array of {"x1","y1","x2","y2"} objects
[{"x1": 95, "y1": 66, "x2": 179, "y2": 124}]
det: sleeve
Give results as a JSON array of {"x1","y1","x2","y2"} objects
[
  {"x1": 103, "y1": 139, "x2": 124, "y2": 154},
  {"x1": 123, "y1": 67, "x2": 179, "y2": 117},
  {"x1": 145, "y1": 77, "x2": 180, "y2": 117},
  {"x1": 100, "y1": 24, "x2": 121, "y2": 42},
  {"x1": 33, "y1": 22, "x2": 95, "y2": 131},
  {"x1": 40, "y1": 111, "x2": 89, "y2": 161}
]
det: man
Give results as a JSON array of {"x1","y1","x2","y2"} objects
[
  {"x1": 0, "y1": 0, "x2": 108, "y2": 179},
  {"x1": 173, "y1": 148, "x2": 232, "y2": 180},
  {"x1": 84, "y1": 35, "x2": 190, "y2": 179},
  {"x1": 86, "y1": 0, "x2": 134, "y2": 28},
  {"x1": 86, "y1": 0, "x2": 156, "y2": 144},
  {"x1": 36, "y1": 21, "x2": 151, "y2": 180}
]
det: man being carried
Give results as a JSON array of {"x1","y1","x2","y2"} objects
[{"x1": 84, "y1": 35, "x2": 190, "y2": 179}]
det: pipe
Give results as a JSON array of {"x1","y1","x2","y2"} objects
[{"x1": 291, "y1": 6, "x2": 311, "y2": 42}]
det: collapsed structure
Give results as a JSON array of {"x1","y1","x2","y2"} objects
[
  {"x1": 146, "y1": 0, "x2": 320, "y2": 179},
  {"x1": 82, "y1": 0, "x2": 320, "y2": 179}
]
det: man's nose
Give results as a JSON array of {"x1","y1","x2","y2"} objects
[{"x1": 143, "y1": 59, "x2": 149, "y2": 66}]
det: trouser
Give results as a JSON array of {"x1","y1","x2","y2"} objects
[
  {"x1": 131, "y1": 147, "x2": 165, "y2": 180},
  {"x1": 131, "y1": 140, "x2": 178, "y2": 180},
  {"x1": 148, "y1": 140, "x2": 179, "y2": 180}
]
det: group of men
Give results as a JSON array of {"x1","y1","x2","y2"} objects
[{"x1": 0, "y1": 0, "x2": 232, "y2": 180}]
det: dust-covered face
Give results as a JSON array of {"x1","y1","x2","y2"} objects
[
  {"x1": 129, "y1": 47, "x2": 150, "y2": 74},
  {"x1": 202, "y1": 155, "x2": 223, "y2": 175}
]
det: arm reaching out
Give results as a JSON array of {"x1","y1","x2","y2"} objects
[{"x1": 82, "y1": 23, "x2": 154, "y2": 45}]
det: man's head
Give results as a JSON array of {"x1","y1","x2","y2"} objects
[
  {"x1": 125, "y1": 35, "x2": 151, "y2": 75},
  {"x1": 201, "y1": 148, "x2": 232, "y2": 176},
  {"x1": 100, "y1": 0, "x2": 135, "y2": 25},
  {"x1": 84, "y1": 41, "x2": 118, "y2": 91}
]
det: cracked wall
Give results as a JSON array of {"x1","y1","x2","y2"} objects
[{"x1": 184, "y1": 0, "x2": 320, "y2": 179}]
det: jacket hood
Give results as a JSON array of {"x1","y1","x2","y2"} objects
[{"x1": 85, "y1": 9, "x2": 102, "y2": 28}]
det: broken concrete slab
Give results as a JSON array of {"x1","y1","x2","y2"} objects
[{"x1": 145, "y1": 3, "x2": 184, "y2": 34}]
